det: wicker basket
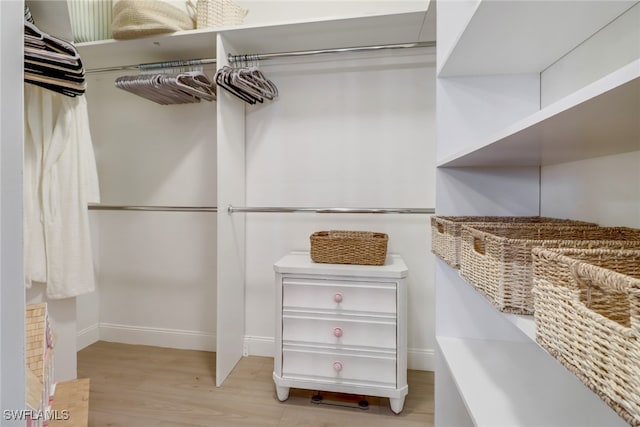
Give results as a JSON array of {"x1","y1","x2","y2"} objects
[
  {"x1": 532, "y1": 247, "x2": 640, "y2": 426},
  {"x1": 67, "y1": 0, "x2": 113, "y2": 42},
  {"x1": 459, "y1": 224, "x2": 640, "y2": 314},
  {"x1": 310, "y1": 230, "x2": 388, "y2": 266},
  {"x1": 431, "y1": 216, "x2": 596, "y2": 269},
  {"x1": 196, "y1": 0, "x2": 247, "y2": 28}
]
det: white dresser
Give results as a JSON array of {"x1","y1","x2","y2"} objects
[{"x1": 273, "y1": 251, "x2": 408, "y2": 413}]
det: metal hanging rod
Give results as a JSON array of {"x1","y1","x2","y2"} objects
[
  {"x1": 88, "y1": 204, "x2": 217, "y2": 212},
  {"x1": 86, "y1": 58, "x2": 217, "y2": 74},
  {"x1": 86, "y1": 40, "x2": 435, "y2": 74},
  {"x1": 227, "y1": 205, "x2": 434, "y2": 214},
  {"x1": 227, "y1": 41, "x2": 436, "y2": 64}
]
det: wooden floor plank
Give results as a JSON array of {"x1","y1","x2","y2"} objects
[
  {"x1": 78, "y1": 341, "x2": 434, "y2": 427},
  {"x1": 50, "y1": 378, "x2": 90, "y2": 427}
]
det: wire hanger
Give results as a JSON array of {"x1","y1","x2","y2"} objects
[
  {"x1": 215, "y1": 54, "x2": 278, "y2": 105},
  {"x1": 115, "y1": 60, "x2": 216, "y2": 105},
  {"x1": 24, "y1": 20, "x2": 86, "y2": 97}
]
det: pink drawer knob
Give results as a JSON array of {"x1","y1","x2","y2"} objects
[
  {"x1": 333, "y1": 327, "x2": 343, "y2": 338},
  {"x1": 333, "y1": 293, "x2": 343, "y2": 303},
  {"x1": 333, "y1": 361, "x2": 343, "y2": 372}
]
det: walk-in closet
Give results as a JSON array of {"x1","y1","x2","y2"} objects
[
  {"x1": 2, "y1": 0, "x2": 639, "y2": 426},
  {"x1": 5, "y1": 1, "x2": 438, "y2": 424}
]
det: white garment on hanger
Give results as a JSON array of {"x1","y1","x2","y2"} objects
[{"x1": 24, "y1": 84, "x2": 100, "y2": 299}]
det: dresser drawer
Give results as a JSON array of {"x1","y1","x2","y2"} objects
[
  {"x1": 283, "y1": 278, "x2": 396, "y2": 314},
  {"x1": 282, "y1": 347, "x2": 396, "y2": 387},
  {"x1": 283, "y1": 314, "x2": 396, "y2": 349}
]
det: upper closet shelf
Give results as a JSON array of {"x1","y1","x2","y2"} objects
[
  {"x1": 76, "y1": 9, "x2": 433, "y2": 72},
  {"x1": 438, "y1": 59, "x2": 640, "y2": 168},
  {"x1": 438, "y1": 0, "x2": 637, "y2": 77},
  {"x1": 76, "y1": 29, "x2": 218, "y2": 71},
  {"x1": 220, "y1": 10, "x2": 432, "y2": 55}
]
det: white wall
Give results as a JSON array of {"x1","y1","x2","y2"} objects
[
  {"x1": 541, "y1": 151, "x2": 640, "y2": 228},
  {"x1": 79, "y1": 69, "x2": 218, "y2": 351},
  {"x1": 1, "y1": 0, "x2": 26, "y2": 419},
  {"x1": 541, "y1": 1, "x2": 640, "y2": 107},
  {"x1": 540, "y1": 3, "x2": 640, "y2": 228},
  {"x1": 243, "y1": 48, "x2": 436, "y2": 369}
]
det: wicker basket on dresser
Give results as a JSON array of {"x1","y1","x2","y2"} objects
[{"x1": 273, "y1": 251, "x2": 408, "y2": 413}]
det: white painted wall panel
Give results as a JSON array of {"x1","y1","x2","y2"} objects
[
  {"x1": 541, "y1": 2, "x2": 640, "y2": 107},
  {"x1": 436, "y1": 74, "x2": 540, "y2": 162},
  {"x1": 541, "y1": 151, "x2": 640, "y2": 228},
  {"x1": 96, "y1": 212, "x2": 216, "y2": 348},
  {"x1": 1, "y1": 0, "x2": 25, "y2": 415},
  {"x1": 215, "y1": 34, "x2": 247, "y2": 385},
  {"x1": 86, "y1": 70, "x2": 217, "y2": 206},
  {"x1": 80, "y1": 70, "x2": 218, "y2": 350},
  {"x1": 244, "y1": 49, "x2": 436, "y2": 369},
  {"x1": 540, "y1": 3, "x2": 640, "y2": 228}
]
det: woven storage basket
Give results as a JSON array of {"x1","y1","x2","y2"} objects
[
  {"x1": 532, "y1": 248, "x2": 640, "y2": 426},
  {"x1": 310, "y1": 230, "x2": 388, "y2": 266},
  {"x1": 67, "y1": 0, "x2": 113, "y2": 42},
  {"x1": 196, "y1": 0, "x2": 247, "y2": 28},
  {"x1": 431, "y1": 216, "x2": 596, "y2": 269},
  {"x1": 459, "y1": 224, "x2": 640, "y2": 314}
]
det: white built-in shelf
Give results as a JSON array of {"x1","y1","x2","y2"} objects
[
  {"x1": 438, "y1": 59, "x2": 640, "y2": 167},
  {"x1": 438, "y1": 0, "x2": 636, "y2": 77},
  {"x1": 437, "y1": 337, "x2": 629, "y2": 427},
  {"x1": 77, "y1": 29, "x2": 218, "y2": 71},
  {"x1": 502, "y1": 313, "x2": 535, "y2": 341},
  {"x1": 221, "y1": 10, "x2": 431, "y2": 55},
  {"x1": 77, "y1": 10, "x2": 433, "y2": 72}
]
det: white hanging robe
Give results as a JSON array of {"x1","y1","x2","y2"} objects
[{"x1": 24, "y1": 84, "x2": 100, "y2": 299}]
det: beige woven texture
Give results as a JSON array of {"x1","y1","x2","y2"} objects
[
  {"x1": 196, "y1": 0, "x2": 247, "y2": 28},
  {"x1": 112, "y1": 0, "x2": 195, "y2": 40},
  {"x1": 459, "y1": 224, "x2": 640, "y2": 314},
  {"x1": 430, "y1": 216, "x2": 596, "y2": 268},
  {"x1": 310, "y1": 230, "x2": 388, "y2": 266},
  {"x1": 26, "y1": 303, "x2": 54, "y2": 410},
  {"x1": 533, "y1": 248, "x2": 640, "y2": 426}
]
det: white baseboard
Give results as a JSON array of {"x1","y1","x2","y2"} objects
[
  {"x1": 408, "y1": 348, "x2": 435, "y2": 371},
  {"x1": 242, "y1": 335, "x2": 435, "y2": 372},
  {"x1": 243, "y1": 335, "x2": 275, "y2": 357},
  {"x1": 79, "y1": 327, "x2": 434, "y2": 371},
  {"x1": 77, "y1": 323, "x2": 100, "y2": 351},
  {"x1": 99, "y1": 323, "x2": 216, "y2": 351}
]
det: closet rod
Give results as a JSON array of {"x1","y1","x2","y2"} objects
[
  {"x1": 227, "y1": 41, "x2": 436, "y2": 64},
  {"x1": 88, "y1": 205, "x2": 217, "y2": 212},
  {"x1": 85, "y1": 41, "x2": 435, "y2": 74},
  {"x1": 227, "y1": 205, "x2": 434, "y2": 214},
  {"x1": 86, "y1": 58, "x2": 217, "y2": 74}
]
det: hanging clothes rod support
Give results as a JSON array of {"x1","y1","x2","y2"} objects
[
  {"x1": 88, "y1": 204, "x2": 217, "y2": 212},
  {"x1": 227, "y1": 41, "x2": 436, "y2": 64},
  {"x1": 227, "y1": 205, "x2": 434, "y2": 214},
  {"x1": 86, "y1": 58, "x2": 217, "y2": 74}
]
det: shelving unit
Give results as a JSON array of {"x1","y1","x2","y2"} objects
[
  {"x1": 437, "y1": 1, "x2": 634, "y2": 77},
  {"x1": 438, "y1": 59, "x2": 640, "y2": 167},
  {"x1": 76, "y1": 10, "x2": 431, "y2": 71},
  {"x1": 71, "y1": 5, "x2": 436, "y2": 389},
  {"x1": 435, "y1": 1, "x2": 640, "y2": 426}
]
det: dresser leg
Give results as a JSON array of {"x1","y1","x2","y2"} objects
[
  {"x1": 275, "y1": 385, "x2": 290, "y2": 401},
  {"x1": 389, "y1": 396, "x2": 405, "y2": 414}
]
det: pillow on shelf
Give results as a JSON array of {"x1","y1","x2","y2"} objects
[{"x1": 111, "y1": 0, "x2": 195, "y2": 40}]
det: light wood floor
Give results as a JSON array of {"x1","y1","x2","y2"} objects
[{"x1": 78, "y1": 341, "x2": 434, "y2": 427}]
